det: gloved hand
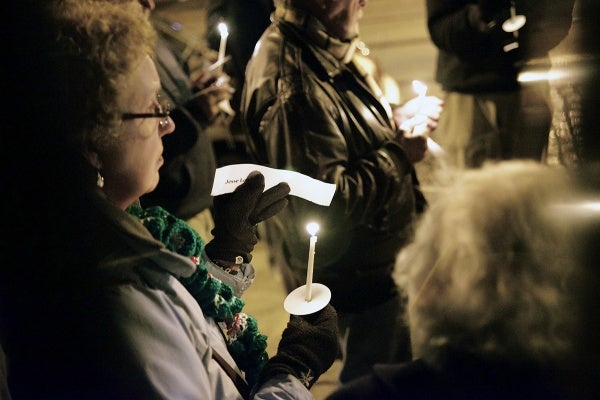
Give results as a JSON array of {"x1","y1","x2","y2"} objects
[
  {"x1": 205, "y1": 171, "x2": 290, "y2": 264},
  {"x1": 256, "y1": 304, "x2": 339, "y2": 389}
]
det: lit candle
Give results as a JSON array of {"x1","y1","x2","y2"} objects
[
  {"x1": 411, "y1": 80, "x2": 445, "y2": 159},
  {"x1": 305, "y1": 222, "x2": 319, "y2": 302},
  {"x1": 217, "y1": 22, "x2": 229, "y2": 73},
  {"x1": 411, "y1": 80, "x2": 429, "y2": 137},
  {"x1": 215, "y1": 22, "x2": 234, "y2": 115},
  {"x1": 412, "y1": 79, "x2": 427, "y2": 98}
]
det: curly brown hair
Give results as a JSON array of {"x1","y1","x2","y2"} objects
[{"x1": 50, "y1": 0, "x2": 156, "y2": 153}]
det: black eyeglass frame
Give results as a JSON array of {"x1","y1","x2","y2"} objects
[
  {"x1": 121, "y1": 101, "x2": 171, "y2": 121},
  {"x1": 121, "y1": 110, "x2": 170, "y2": 120}
]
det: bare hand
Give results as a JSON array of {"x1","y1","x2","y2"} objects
[
  {"x1": 394, "y1": 95, "x2": 443, "y2": 133},
  {"x1": 190, "y1": 71, "x2": 234, "y2": 121}
]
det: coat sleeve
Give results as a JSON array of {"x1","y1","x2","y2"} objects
[
  {"x1": 426, "y1": 0, "x2": 492, "y2": 60},
  {"x1": 102, "y1": 277, "x2": 245, "y2": 399},
  {"x1": 104, "y1": 271, "x2": 314, "y2": 400},
  {"x1": 252, "y1": 374, "x2": 314, "y2": 400}
]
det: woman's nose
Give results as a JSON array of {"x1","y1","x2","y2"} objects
[{"x1": 159, "y1": 116, "x2": 175, "y2": 135}]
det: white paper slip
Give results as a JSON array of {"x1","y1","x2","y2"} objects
[{"x1": 211, "y1": 163, "x2": 336, "y2": 206}]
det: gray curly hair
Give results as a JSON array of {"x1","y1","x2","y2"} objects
[{"x1": 395, "y1": 160, "x2": 587, "y2": 367}]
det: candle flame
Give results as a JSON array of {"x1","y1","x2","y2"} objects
[
  {"x1": 412, "y1": 80, "x2": 427, "y2": 97},
  {"x1": 218, "y1": 22, "x2": 229, "y2": 37},
  {"x1": 306, "y1": 222, "x2": 319, "y2": 236}
]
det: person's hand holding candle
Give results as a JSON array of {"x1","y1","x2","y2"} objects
[
  {"x1": 217, "y1": 22, "x2": 229, "y2": 74},
  {"x1": 189, "y1": 66, "x2": 234, "y2": 122},
  {"x1": 394, "y1": 80, "x2": 444, "y2": 162},
  {"x1": 283, "y1": 221, "x2": 331, "y2": 315},
  {"x1": 211, "y1": 21, "x2": 235, "y2": 117},
  {"x1": 394, "y1": 80, "x2": 443, "y2": 135}
]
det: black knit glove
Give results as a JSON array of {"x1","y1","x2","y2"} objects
[
  {"x1": 256, "y1": 304, "x2": 339, "y2": 389},
  {"x1": 205, "y1": 171, "x2": 290, "y2": 264}
]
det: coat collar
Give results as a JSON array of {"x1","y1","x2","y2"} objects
[
  {"x1": 89, "y1": 190, "x2": 197, "y2": 280},
  {"x1": 273, "y1": 3, "x2": 394, "y2": 120},
  {"x1": 274, "y1": 3, "x2": 359, "y2": 64}
]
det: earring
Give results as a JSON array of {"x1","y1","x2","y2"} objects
[{"x1": 97, "y1": 171, "x2": 105, "y2": 188}]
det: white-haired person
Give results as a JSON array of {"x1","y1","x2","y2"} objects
[{"x1": 327, "y1": 160, "x2": 599, "y2": 399}]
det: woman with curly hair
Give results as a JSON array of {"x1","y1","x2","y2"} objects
[{"x1": 1, "y1": 1, "x2": 338, "y2": 398}]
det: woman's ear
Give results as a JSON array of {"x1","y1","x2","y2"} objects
[
  {"x1": 84, "y1": 150, "x2": 105, "y2": 188},
  {"x1": 84, "y1": 150, "x2": 102, "y2": 170}
]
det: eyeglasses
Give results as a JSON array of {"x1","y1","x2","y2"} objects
[{"x1": 122, "y1": 100, "x2": 171, "y2": 129}]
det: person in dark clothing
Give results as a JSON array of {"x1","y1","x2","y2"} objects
[
  {"x1": 327, "y1": 160, "x2": 600, "y2": 400},
  {"x1": 241, "y1": 0, "x2": 442, "y2": 384},
  {"x1": 205, "y1": 0, "x2": 275, "y2": 166},
  {"x1": 141, "y1": 32, "x2": 219, "y2": 218},
  {"x1": 206, "y1": 0, "x2": 274, "y2": 99},
  {"x1": 131, "y1": 0, "x2": 235, "y2": 240},
  {"x1": 426, "y1": 0, "x2": 575, "y2": 168}
]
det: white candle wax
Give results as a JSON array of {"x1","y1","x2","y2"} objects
[
  {"x1": 305, "y1": 222, "x2": 319, "y2": 302},
  {"x1": 411, "y1": 80, "x2": 445, "y2": 157},
  {"x1": 217, "y1": 22, "x2": 229, "y2": 73},
  {"x1": 411, "y1": 80, "x2": 429, "y2": 136},
  {"x1": 305, "y1": 235, "x2": 317, "y2": 301},
  {"x1": 412, "y1": 79, "x2": 427, "y2": 98}
]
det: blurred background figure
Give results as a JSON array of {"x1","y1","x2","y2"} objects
[
  {"x1": 126, "y1": 0, "x2": 235, "y2": 241},
  {"x1": 545, "y1": 0, "x2": 600, "y2": 168},
  {"x1": 205, "y1": 0, "x2": 275, "y2": 166},
  {"x1": 327, "y1": 160, "x2": 600, "y2": 399},
  {"x1": 241, "y1": 0, "x2": 442, "y2": 385},
  {"x1": 426, "y1": 0, "x2": 576, "y2": 168}
]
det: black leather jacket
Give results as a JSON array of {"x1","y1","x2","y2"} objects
[{"x1": 241, "y1": 6, "x2": 425, "y2": 310}]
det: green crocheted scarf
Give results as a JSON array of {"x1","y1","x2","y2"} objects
[{"x1": 127, "y1": 204, "x2": 268, "y2": 386}]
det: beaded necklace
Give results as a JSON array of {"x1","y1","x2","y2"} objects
[{"x1": 127, "y1": 204, "x2": 268, "y2": 386}]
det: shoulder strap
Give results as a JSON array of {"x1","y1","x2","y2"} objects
[{"x1": 211, "y1": 347, "x2": 251, "y2": 400}]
